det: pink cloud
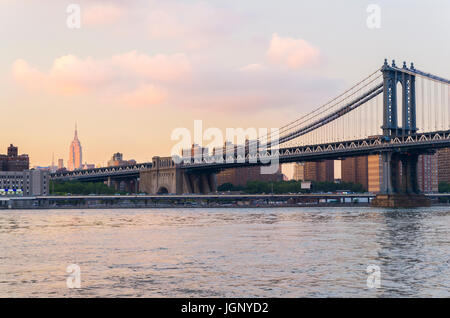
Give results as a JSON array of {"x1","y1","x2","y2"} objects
[
  {"x1": 119, "y1": 84, "x2": 168, "y2": 107},
  {"x1": 83, "y1": 3, "x2": 126, "y2": 26},
  {"x1": 12, "y1": 59, "x2": 46, "y2": 90},
  {"x1": 12, "y1": 51, "x2": 190, "y2": 106},
  {"x1": 267, "y1": 33, "x2": 320, "y2": 69},
  {"x1": 148, "y1": 10, "x2": 184, "y2": 38},
  {"x1": 110, "y1": 51, "x2": 191, "y2": 82},
  {"x1": 239, "y1": 64, "x2": 266, "y2": 72},
  {"x1": 147, "y1": 2, "x2": 242, "y2": 49},
  {"x1": 12, "y1": 56, "x2": 108, "y2": 95}
]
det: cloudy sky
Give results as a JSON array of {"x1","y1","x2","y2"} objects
[{"x1": 1, "y1": 0, "x2": 449, "y2": 167}]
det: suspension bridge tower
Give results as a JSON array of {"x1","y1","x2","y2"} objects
[{"x1": 372, "y1": 59, "x2": 431, "y2": 207}]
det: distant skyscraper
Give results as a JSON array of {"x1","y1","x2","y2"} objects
[
  {"x1": 50, "y1": 153, "x2": 57, "y2": 173},
  {"x1": 68, "y1": 123, "x2": 82, "y2": 171},
  {"x1": 58, "y1": 158, "x2": 64, "y2": 170}
]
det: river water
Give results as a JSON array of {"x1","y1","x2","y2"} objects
[{"x1": 0, "y1": 207, "x2": 449, "y2": 297}]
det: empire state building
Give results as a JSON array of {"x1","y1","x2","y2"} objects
[{"x1": 68, "y1": 124, "x2": 82, "y2": 171}]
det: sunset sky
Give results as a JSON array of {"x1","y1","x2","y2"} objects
[{"x1": 1, "y1": 0, "x2": 449, "y2": 168}]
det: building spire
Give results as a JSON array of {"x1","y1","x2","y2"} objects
[
  {"x1": 74, "y1": 122, "x2": 78, "y2": 140},
  {"x1": 51, "y1": 152, "x2": 55, "y2": 173}
]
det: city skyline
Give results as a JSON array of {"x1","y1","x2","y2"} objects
[
  {"x1": 1, "y1": 0, "x2": 449, "y2": 167},
  {"x1": 1, "y1": 1, "x2": 449, "y2": 301}
]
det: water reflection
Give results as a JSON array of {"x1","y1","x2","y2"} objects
[
  {"x1": 0, "y1": 207, "x2": 449, "y2": 297},
  {"x1": 377, "y1": 209, "x2": 441, "y2": 297}
]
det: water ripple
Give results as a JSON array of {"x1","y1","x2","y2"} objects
[{"x1": 0, "y1": 207, "x2": 449, "y2": 297}]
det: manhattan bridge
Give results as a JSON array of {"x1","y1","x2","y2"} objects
[{"x1": 52, "y1": 59, "x2": 450, "y2": 206}]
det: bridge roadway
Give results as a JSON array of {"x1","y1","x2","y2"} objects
[
  {"x1": 51, "y1": 162, "x2": 152, "y2": 182},
  {"x1": 182, "y1": 130, "x2": 450, "y2": 171},
  {"x1": 50, "y1": 129, "x2": 450, "y2": 182}
]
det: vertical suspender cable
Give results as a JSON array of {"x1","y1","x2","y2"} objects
[
  {"x1": 428, "y1": 80, "x2": 431, "y2": 132},
  {"x1": 421, "y1": 78, "x2": 425, "y2": 132},
  {"x1": 435, "y1": 81, "x2": 438, "y2": 131}
]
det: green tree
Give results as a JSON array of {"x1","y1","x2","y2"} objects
[
  {"x1": 50, "y1": 181, "x2": 121, "y2": 195},
  {"x1": 439, "y1": 182, "x2": 450, "y2": 193}
]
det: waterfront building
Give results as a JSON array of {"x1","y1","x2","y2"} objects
[
  {"x1": 0, "y1": 144, "x2": 29, "y2": 172},
  {"x1": 417, "y1": 153, "x2": 438, "y2": 193},
  {"x1": 217, "y1": 165, "x2": 283, "y2": 187},
  {"x1": 292, "y1": 163, "x2": 305, "y2": 181},
  {"x1": 341, "y1": 156, "x2": 369, "y2": 190},
  {"x1": 438, "y1": 148, "x2": 450, "y2": 184},
  {"x1": 68, "y1": 124, "x2": 82, "y2": 171},
  {"x1": 0, "y1": 169, "x2": 49, "y2": 196},
  {"x1": 304, "y1": 160, "x2": 334, "y2": 182},
  {"x1": 368, "y1": 155, "x2": 383, "y2": 193}
]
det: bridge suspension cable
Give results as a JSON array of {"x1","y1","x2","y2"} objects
[
  {"x1": 243, "y1": 62, "x2": 449, "y2": 154},
  {"x1": 254, "y1": 69, "x2": 383, "y2": 148},
  {"x1": 256, "y1": 69, "x2": 381, "y2": 146},
  {"x1": 415, "y1": 71, "x2": 450, "y2": 133}
]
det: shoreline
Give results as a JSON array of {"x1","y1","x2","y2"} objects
[
  {"x1": 2, "y1": 202, "x2": 450, "y2": 210},
  {"x1": 2, "y1": 193, "x2": 449, "y2": 210}
]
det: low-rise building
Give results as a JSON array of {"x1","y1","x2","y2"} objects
[
  {"x1": 0, "y1": 144, "x2": 29, "y2": 172},
  {"x1": 82, "y1": 163, "x2": 96, "y2": 170},
  {"x1": 0, "y1": 170, "x2": 49, "y2": 196},
  {"x1": 107, "y1": 153, "x2": 137, "y2": 167}
]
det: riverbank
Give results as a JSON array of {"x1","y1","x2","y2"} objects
[
  {"x1": 1, "y1": 202, "x2": 374, "y2": 210},
  {"x1": 1, "y1": 193, "x2": 449, "y2": 209}
]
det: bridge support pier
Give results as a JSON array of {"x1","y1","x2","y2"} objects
[
  {"x1": 400, "y1": 153, "x2": 419, "y2": 193},
  {"x1": 107, "y1": 177, "x2": 120, "y2": 192},
  {"x1": 182, "y1": 172, "x2": 216, "y2": 194},
  {"x1": 122, "y1": 178, "x2": 139, "y2": 194},
  {"x1": 139, "y1": 156, "x2": 217, "y2": 194},
  {"x1": 372, "y1": 151, "x2": 430, "y2": 207}
]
